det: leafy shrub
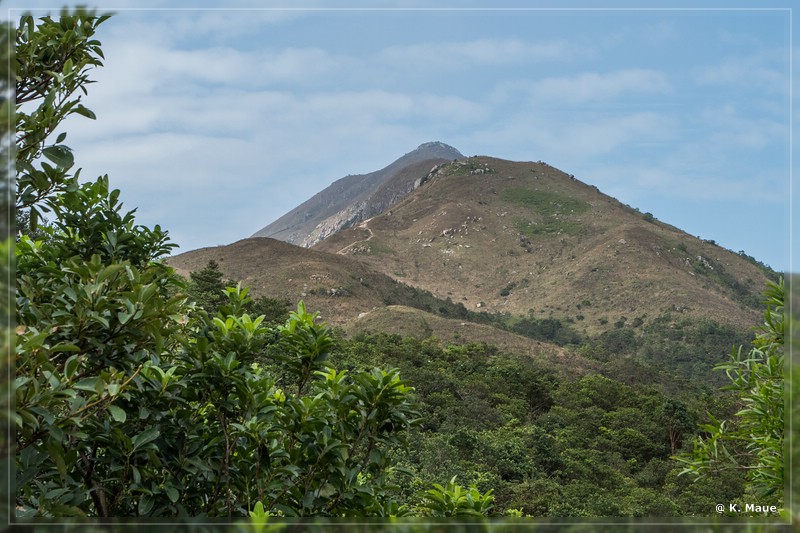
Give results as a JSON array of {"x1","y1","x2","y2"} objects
[{"x1": 416, "y1": 476, "x2": 494, "y2": 517}]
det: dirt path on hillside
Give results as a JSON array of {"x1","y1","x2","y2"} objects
[{"x1": 336, "y1": 218, "x2": 375, "y2": 255}]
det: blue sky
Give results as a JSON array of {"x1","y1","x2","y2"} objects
[{"x1": 9, "y1": 1, "x2": 796, "y2": 272}]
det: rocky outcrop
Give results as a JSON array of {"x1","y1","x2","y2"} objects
[
  {"x1": 251, "y1": 142, "x2": 464, "y2": 246},
  {"x1": 301, "y1": 201, "x2": 368, "y2": 248},
  {"x1": 298, "y1": 161, "x2": 453, "y2": 248}
]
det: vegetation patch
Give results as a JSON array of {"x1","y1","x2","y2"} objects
[
  {"x1": 506, "y1": 316, "x2": 584, "y2": 346},
  {"x1": 515, "y1": 218, "x2": 583, "y2": 237},
  {"x1": 502, "y1": 188, "x2": 589, "y2": 216},
  {"x1": 689, "y1": 255, "x2": 763, "y2": 309},
  {"x1": 308, "y1": 286, "x2": 353, "y2": 297},
  {"x1": 736, "y1": 250, "x2": 780, "y2": 281},
  {"x1": 671, "y1": 241, "x2": 778, "y2": 309},
  {"x1": 332, "y1": 333, "x2": 750, "y2": 516},
  {"x1": 443, "y1": 159, "x2": 494, "y2": 177},
  {"x1": 352, "y1": 241, "x2": 396, "y2": 255},
  {"x1": 499, "y1": 282, "x2": 517, "y2": 297}
]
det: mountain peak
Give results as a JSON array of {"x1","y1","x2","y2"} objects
[
  {"x1": 416, "y1": 141, "x2": 462, "y2": 155},
  {"x1": 412, "y1": 141, "x2": 463, "y2": 160},
  {"x1": 252, "y1": 142, "x2": 463, "y2": 246}
]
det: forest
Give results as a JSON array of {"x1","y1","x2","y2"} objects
[{"x1": 7, "y1": 10, "x2": 792, "y2": 531}]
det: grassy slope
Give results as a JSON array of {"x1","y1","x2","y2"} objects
[{"x1": 313, "y1": 157, "x2": 772, "y2": 336}]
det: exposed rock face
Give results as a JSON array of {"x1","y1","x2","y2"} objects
[
  {"x1": 301, "y1": 201, "x2": 368, "y2": 248},
  {"x1": 251, "y1": 142, "x2": 464, "y2": 247}
]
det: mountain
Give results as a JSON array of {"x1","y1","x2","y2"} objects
[
  {"x1": 311, "y1": 155, "x2": 774, "y2": 335},
  {"x1": 251, "y1": 141, "x2": 464, "y2": 247},
  {"x1": 169, "y1": 147, "x2": 776, "y2": 376}
]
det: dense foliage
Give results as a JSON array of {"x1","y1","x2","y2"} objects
[
  {"x1": 676, "y1": 279, "x2": 786, "y2": 510},
  {"x1": 329, "y1": 333, "x2": 750, "y2": 517},
  {"x1": 16, "y1": 246, "x2": 421, "y2": 517},
  {"x1": 15, "y1": 10, "x2": 107, "y2": 230}
]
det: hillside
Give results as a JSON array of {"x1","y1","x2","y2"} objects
[
  {"x1": 311, "y1": 156, "x2": 773, "y2": 335},
  {"x1": 346, "y1": 304, "x2": 599, "y2": 377},
  {"x1": 166, "y1": 237, "x2": 594, "y2": 377},
  {"x1": 168, "y1": 237, "x2": 407, "y2": 326}
]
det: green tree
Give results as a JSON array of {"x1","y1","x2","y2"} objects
[
  {"x1": 675, "y1": 278, "x2": 785, "y2": 507},
  {"x1": 657, "y1": 398, "x2": 695, "y2": 454},
  {"x1": 14, "y1": 12, "x2": 422, "y2": 518},
  {"x1": 187, "y1": 260, "x2": 289, "y2": 324},
  {"x1": 15, "y1": 10, "x2": 108, "y2": 230},
  {"x1": 187, "y1": 259, "x2": 228, "y2": 314}
]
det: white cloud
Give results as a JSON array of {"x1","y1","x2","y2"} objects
[
  {"x1": 561, "y1": 113, "x2": 676, "y2": 155},
  {"x1": 585, "y1": 163, "x2": 783, "y2": 205},
  {"x1": 95, "y1": 37, "x2": 351, "y2": 93},
  {"x1": 379, "y1": 38, "x2": 580, "y2": 70},
  {"x1": 702, "y1": 108, "x2": 786, "y2": 151},
  {"x1": 523, "y1": 69, "x2": 672, "y2": 105},
  {"x1": 467, "y1": 110, "x2": 677, "y2": 163},
  {"x1": 694, "y1": 50, "x2": 788, "y2": 95}
]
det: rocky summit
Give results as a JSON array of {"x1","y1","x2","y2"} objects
[{"x1": 251, "y1": 141, "x2": 463, "y2": 247}]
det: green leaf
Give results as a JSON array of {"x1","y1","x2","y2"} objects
[
  {"x1": 132, "y1": 428, "x2": 160, "y2": 452},
  {"x1": 74, "y1": 377, "x2": 102, "y2": 393},
  {"x1": 302, "y1": 490, "x2": 316, "y2": 509},
  {"x1": 249, "y1": 501, "x2": 267, "y2": 519},
  {"x1": 108, "y1": 404, "x2": 126, "y2": 423},
  {"x1": 74, "y1": 104, "x2": 96, "y2": 119},
  {"x1": 45, "y1": 439, "x2": 68, "y2": 477},
  {"x1": 165, "y1": 486, "x2": 179, "y2": 503},
  {"x1": 64, "y1": 354, "x2": 80, "y2": 380},
  {"x1": 51, "y1": 343, "x2": 80, "y2": 353},
  {"x1": 138, "y1": 494, "x2": 154, "y2": 516},
  {"x1": 29, "y1": 206, "x2": 39, "y2": 230},
  {"x1": 42, "y1": 145, "x2": 74, "y2": 168}
]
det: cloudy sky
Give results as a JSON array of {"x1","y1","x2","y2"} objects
[{"x1": 9, "y1": 1, "x2": 795, "y2": 272}]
